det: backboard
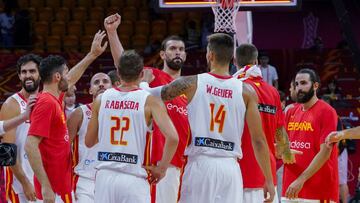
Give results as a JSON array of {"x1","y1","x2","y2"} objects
[{"x1": 159, "y1": 0, "x2": 300, "y2": 10}]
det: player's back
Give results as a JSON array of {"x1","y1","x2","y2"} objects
[
  {"x1": 7, "y1": 93, "x2": 34, "y2": 194},
  {"x1": 185, "y1": 73, "x2": 245, "y2": 158},
  {"x1": 96, "y1": 88, "x2": 151, "y2": 178}
]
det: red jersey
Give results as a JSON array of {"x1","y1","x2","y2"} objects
[
  {"x1": 239, "y1": 77, "x2": 284, "y2": 188},
  {"x1": 28, "y1": 92, "x2": 72, "y2": 198},
  {"x1": 283, "y1": 100, "x2": 338, "y2": 201},
  {"x1": 146, "y1": 67, "x2": 189, "y2": 168}
]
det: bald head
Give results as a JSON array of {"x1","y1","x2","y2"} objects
[{"x1": 89, "y1": 72, "x2": 112, "y2": 99}]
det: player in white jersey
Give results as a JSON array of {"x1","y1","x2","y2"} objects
[
  {"x1": 67, "y1": 73, "x2": 112, "y2": 203},
  {"x1": 142, "y1": 33, "x2": 275, "y2": 203},
  {"x1": 85, "y1": 50, "x2": 179, "y2": 203}
]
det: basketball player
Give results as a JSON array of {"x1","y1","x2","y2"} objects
[
  {"x1": 143, "y1": 33, "x2": 275, "y2": 203},
  {"x1": 24, "y1": 31, "x2": 108, "y2": 203},
  {"x1": 0, "y1": 31, "x2": 107, "y2": 203},
  {"x1": 67, "y1": 73, "x2": 112, "y2": 203},
  {"x1": 282, "y1": 68, "x2": 338, "y2": 202},
  {"x1": 0, "y1": 95, "x2": 36, "y2": 136},
  {"x1": 85, "y1": 50, "x2": 179, "y2": 203},
  {"x1": 233, "y1": 44, "x2": 298, "y2": 203},
  {"x1": 107, "y1": 70, "x2": 121, "y2": 87},
  {"x1": 104, "y1": 14, "x2": 189, "y2": 203}
]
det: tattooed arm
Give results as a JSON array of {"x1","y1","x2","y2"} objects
[
  {"x1": 160, "y1": 75, "x2": 197, "y2": 102},
  {"x1": 275, "y1": 126, "x2": 298, "y2": 164}
]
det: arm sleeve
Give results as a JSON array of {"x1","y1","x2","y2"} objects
[
  {"x1": 28, "y1": 98, "x2": 54, "y2": 138},
  {"x1": 0, "y1": 121, "x2": 4, "y2": 135},
  {"x1": 319, "y1": 107, "x2": 338, "y2": 143}
]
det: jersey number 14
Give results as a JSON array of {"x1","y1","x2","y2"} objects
[{"x1": 210, "y1": 103, "x2": 226, "y2": 133}]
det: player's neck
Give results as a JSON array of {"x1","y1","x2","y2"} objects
[
  {"x1": 210, "y1": 63, "x2": 230, "y2": 76},
  {"x1": 42, "y1": 84, "x2": 62, "y2": 98},
  {"x1": 118, "y1": 81, "x2": 139, "y2": 91},
  {"x1": 19, "y1": 88, "x2": 38, "y2": 99},
  {"x1": 302, "y1": 96, "x2": 318, "y2": 111},
  {"x1": 163, "y1": 66, "x2": 181, "y2": 79}
]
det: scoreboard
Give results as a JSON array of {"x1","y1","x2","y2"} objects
[{"x1": 159, "y1": 0, "x2": 299, "y2": 9}]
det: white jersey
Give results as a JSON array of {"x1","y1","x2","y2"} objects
[
  {"x1": 6, "y1": 93, "x2": 34, "y2": 194},
  {"x1": 96, "y1": 88, "x2": 151, "y2": 178},
  {"x1": 74, "y1": 104, "x2": 98, "y2": 180},
  {"x1": 185, "y1": 73, "x2": 246, "y2": 158}
]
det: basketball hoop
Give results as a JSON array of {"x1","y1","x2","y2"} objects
[{"x1": 212, "y1": 0, "x2": 241, "y2": 34}]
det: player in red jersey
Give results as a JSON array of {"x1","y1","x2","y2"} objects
[
  {"x1": 104, "y1": 14, "x2": 189, "y2": 203},
  {"x1": 282, "y1": 68, "x2": 338, "y2": 202},
  {"x1": 234, "y1": 44, "x2": 297, "y2": 203},
  {"x1": 24, "y1": 31, "x2": 108, "y2": 203}
]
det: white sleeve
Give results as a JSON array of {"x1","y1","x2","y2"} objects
[
  {"x1": 139, "y1": 82, "x2": 163, "y2": 98},
  {"x1": 0, "y1": 121, "x2": 5, "y2": 136}
]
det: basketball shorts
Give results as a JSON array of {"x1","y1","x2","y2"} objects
[
  {"x1": 94, "y1": 169, "x2": 150, "y2": 203},
  {"x1": 74, "y1": 176, "x2": 95, "y2": 203},
  {"x1": 178, "y1": 155, "x2": 243, "y2": 203},
  {"x1": 154, "y1": 166, "x2": 180, "y2": 203},
  {"x1": 243, "y1": 187, "x2": 279, "y2": 203},
  {"x1": 281, "y1": 197, "x2": 336, "y2": 203}
]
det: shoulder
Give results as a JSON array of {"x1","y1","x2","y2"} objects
[
  {"x1": 0, "y1": 96, "x2": 20, "y2": 117},
  {"x1": 317, "y1": 100, "x2": 337, "y2": 115},
  {"x1": 2, "y1": 95, "x2": 19, "y2": 109}
]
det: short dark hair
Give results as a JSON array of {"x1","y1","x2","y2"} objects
[
  {"x1": 39, "y1": 55, "x2": 67, "y2": 83},
  {"x1": 161, "y1": 35, "x2": 184, "y2": 51},
  {"x1": 107, "y1": 70, "x2": 120, "y2": 85},
  {"x1": 296, "y1": 68, "x2": 320, "y2": 85},
  {"x1": 235, "y1": 44, "x2": 258, "y2": 67},
  {"x1": 207, "y1": 33, "x2": 234, "y2": 65},
  {"x1": 117, "y1": 50, "x2": 143, "y2": 82},
  {"x1": 16, "y1": 54, "x2": 42, "y2": 74}
]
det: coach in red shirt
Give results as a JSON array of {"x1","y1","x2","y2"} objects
[{"x1": 283, "y1": 68, "x2": 338, "y2": 202}]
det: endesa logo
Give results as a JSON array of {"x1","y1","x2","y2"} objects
[
  {"x1": 287, "y1": 121, "x2": 314, "y2": 132},
  {"x1": 166, "y1": 103, "x2": 188, "y2": 116},
  {"x1": 290, "y1": 141, "x2": 311, "y2": 149}
]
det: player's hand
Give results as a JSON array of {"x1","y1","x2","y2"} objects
[
  {"x1": 24, "y1": 94, "x2": 37, "y2": 120},
  {"x1": 104, "y1": 13, "x2": 121, "y2": 32},
  {"x1": 263, "y1": 180, "x2": 275, "y2": 202},
  {"x1": 22, "y1": 180, "x2": 36, "y2": 201},
  {"x1": 42, "y1": 186, "x2": 55, "y2": 203},
  {"x1": 325, "y1": 131, "x2": 343, "y2": 147},
  {"x1": 89, "y1": 30, "x2": 108, "y2": 58},
  {"x1": 282, "y1": 149, "x2": 303, "y2": 164},
  {"x1": 285, "y1": 177, "x2": 305, "y2": 199},
  {"x1": 142, "y1": 69, "x2": 155, "y2": 84},
  {"x1": 143, "y1": 165, "x2": 167, "y2": 184}
]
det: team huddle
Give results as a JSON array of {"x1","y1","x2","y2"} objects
[{"x1": 0, "y1": 13, "x2": 340, "y2": 203}]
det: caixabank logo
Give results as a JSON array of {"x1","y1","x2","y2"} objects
[
  {"x1": 195, "y1": 137, "x2": 234, "y2": 151},
  {"x1": 98, "y1": 152, "x2": 138, "y2": 164}
]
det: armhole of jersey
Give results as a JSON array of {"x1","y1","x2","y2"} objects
[{"x1": 143, "y1": 94, "x2": 153, "y2": 133}]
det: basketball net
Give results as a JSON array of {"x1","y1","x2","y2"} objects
[{"x1": 211, "y1": 0, "x2": 240, "y2": 34}]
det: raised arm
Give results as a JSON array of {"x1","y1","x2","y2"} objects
[
  {"x1": 160, "y1": 75, "x2": 197, "y2": 102},
  {"x1": 104, "y1": 14, "x2": 123, "y2": 68},
  {"x1": 85, "y1": 96, "x2": 101, "y2": 147},
  {"x1": 143, "y1": 95, "x2": 179, "y2": 184},
  {"x1": 67, "y1": 30, "x2": 108, "y2": 87},
  {"x1": 325, "y1": 126, "x2": 360, "y2": 146},
  {"x1": 242, "y1": 83, "x2": 275, "y2": 202}
]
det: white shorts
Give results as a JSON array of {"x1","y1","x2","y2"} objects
[
  {"x1": 74, "y1": 176, "x2": 95, "y2": 203},
  {"x1": 243, "y1": 187, "x2": 279, "y2": 203},
  {"x1": 179, "y1": 155, "x2": 243, "y2": 203},
  {"x1": 338, "y1": 149, "x2": 348, "y2": 185},
  {"x1": 94, "y1": 170, "x2": 150, "y2": 203},
  {"x1": 155, "y1": 166, "x2": 180, "y2": 203},
  {"x1": 281, "y1": 197, "x2": 336, "y2": 203}
]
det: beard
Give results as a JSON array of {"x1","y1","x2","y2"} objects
[
  {"x1": 166, "y1": 57, "x2": 184, "y2": 71},
  {"x1": 21, "y1": 78, "x2": 40, "y2": 93},
  {"x1": 297, "y1": 86, "x2": 315, "y2": 103},
  {"x1": 58, "y1": 78, "x2": 69, "y2": 92}
]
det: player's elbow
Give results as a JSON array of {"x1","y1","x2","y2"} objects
[
  {"x1": 168, "y1": 132, "x2": 179, "y2": 148},
  {"x1": 85, "y1": 133, "x2": 96, "y2": 148},
  {"x1": 24, "y1": 138, "x2": 35, "y2": 155},
  {"x1": 251, "y1": 134, "x2": 267, "y2": 151}
]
